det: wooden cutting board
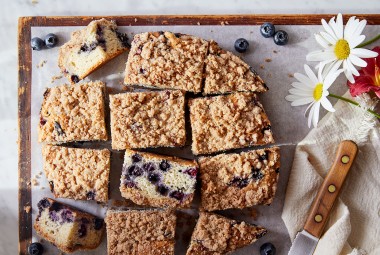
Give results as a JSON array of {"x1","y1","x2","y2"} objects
[{"x1": 18, "y1": 14, "x2": 380, "y2": 255}]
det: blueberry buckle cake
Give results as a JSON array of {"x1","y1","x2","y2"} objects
[
  {"x1": 34, "y1": 198, "x2": 105, "y2": 253},
  {"x1": 42, "y1": 145, "x2": 111, "y2": 203},
  {"x1": 58, "y1": 18, "x2": 129, "y2": 83},
  {"x1": 120, "y1": 150, "x2": 198, "y2": 208},
  {"x1": 189, "y1": 92, "x2": 274, "y2": 155},
  {"x1": 203, "y1": 40, "x2": 267, "y2": 95},
  {"x1": 199, "y1": 147, "x2": 280, "y2": 211},
  {"x1": 124, "y1": 31, "x2": 209, "y2": 93},
  {"x1": 38, "y1": 81, "x2": 107, "y2": 144},
  {"x1": 186, "y1": 212, "x2": 267, "y2": 255},
  {"x1": 109, "y1": 90, "x2": 186, "y2": 150},
  {"x1": 105, "y1": 209, "x2": 176, "y2": 255}
]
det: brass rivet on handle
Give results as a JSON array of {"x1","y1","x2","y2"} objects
[
  {"x1": 341, "y1": 155, "x2": 350, "y2": 164},
  {"x1": 314, "y1": 214, "x2": 323, "y2": 223},
  {"x1": 328, "y1": 185, "x2": 336, "y2": 193}
]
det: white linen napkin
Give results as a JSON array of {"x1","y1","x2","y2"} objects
[{"x1": 282, "y1": 91, "x2": 380, "y2": 255}]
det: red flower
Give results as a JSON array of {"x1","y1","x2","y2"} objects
[{"x1": 348, "y1": 46, "x2": 380, "y2": 98}]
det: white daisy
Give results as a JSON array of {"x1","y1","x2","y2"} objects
[
  {"x1": 285, "y1": 65, "x2": 343, "y2": 128},
  {"x1": 306, "y1": 13, "x2": 378, "y2": 83}
]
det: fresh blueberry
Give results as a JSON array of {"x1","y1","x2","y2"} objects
[
  {"x1": 60, "y1": 209, "x2": 74, "y2": 223},
  {"x1": 148, "y1": 172, "x2": 161, "y2": 184},
  {"x1": 229, "y1": 177, "x2": 249, "y2": 188},
  {"x1": 260, "y1": 23, "x2": 275, "y2": 38},
  {"x1": 273, "y1": 30, "x2": 289, "y2": 46},
  {"x1": 94, "y1": 218, "x2": 104, "y2": 230},
  {"x1": 48, "y1": 211, "x2": 59, "y2": 222},
  {"x1": 78, "y1": 223, "x2": 87, "y2": 237},
  {"x1": 252, "y1": 167, "x2": 264, "y2": 180},
  {"x1": 70, "y1": 75, "x2": 79, "y2": 83},
  {"x1": 37, "y1": 198, "x2": 50, "y2": 211},
  {"x1": 31, "y1": 37, "x2": 45, "y2": 51},
  {"x1": 156, "y1": 184, "x2": 169, "y2": 196},
  {"x1": 44, "y1": 33, "x2": 58, "y2": 48},
  {"x1": 28, "y1": 242, "x2": 44, "y2": 255},
  {"x1": 143, "y1": 162, "x2": 156, "y2": 172},
  {"x1": 124, "y1": 180, "x2": 136, "y2": 188},
  {"x1": 131, "y1": 153, "x2": 142, "y2": 163},
  {"x1": 128, "y1": 165, "x2": 143, "y2": 177},
  {"x1": 159, "y1": 160, "x2": 170, "y2": 171},
  {"x1": 86, "y1": 191, "x2": 96, "y2": 200},
  {"x1": 260, "y1": 242, "x2": 276, "y2": 255},
  {"x1": 234, "y1": 38, "x2": 249, "y2": 53},
  {"x1": 259, "y1": 152, "x2": 268, "y2": 161},
  {"x1": 169, "y1": 190, "x2": 184, "y2": 201}
]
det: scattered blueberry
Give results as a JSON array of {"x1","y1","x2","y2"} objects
[
  {"x1": 71, "y1": 75, "x2": 79, "y2": 83},
  {"x1": 184, "y1": 168, "x2": 198, "y2": 178},
  {"x1": 86, "y1": 191, "x2": 96, "y2": 200},
  {"x1": 39, "y1": 116, "x2": 47, "y2": 126},
  {"x1": 131, "y1": 153, "x2": 142, "y2": 163},
  {"x1": 78, "y1": 223, "x2": 87, "y2": 238},
  {"x1": 143, "y1": 162, "x2": 156, "y2": 172},
  {"x1": 148, "y1": 172, "x2": 161, "y2": 184},
  {"x1": 48, "y1": 211, "x2": 59, "y2": 222},
  {"x1": 252, "y1": 167, "x2": 264, "y2": 180},
  {"x1": 260, "y1": 23, "x2": 276, "y2": 38},
  {"x1": 124, "y1": 180, "x2": 136, "y2": 188},
  {"x1": 28, "y1": 242, "x2": 44, "y2": 255},
  {"x1": 259, "y1": 152, "x2": 268, "y2": 161},
  {"x1": 234, "y1": 38, "x2": 249, "y2": 53},
  {"x1": 60, "y1": 209, "x2": 74, "y2": 223},
  {"x1": 44, "y1": 33, "x2": 58, "y2": 48},
  {"x1": 229, "y1": 177, "x2": 249, "y2": 188},
  {"x1": 54, "y1": 122, "x2": 65, "y2": 136},
  {"x1": 260, "y1": 242, "x2": 276, "y2": 255},
  {"x1": 116, "y1": 31, "x2": 129, "y2": 48},
  {"x1": 156, "y1": 184, "x2": 169, "y2": 196},
  {"x1": 275, "y1": 168, "x2": 280, "y2": 173},
  {"x1": 37, "y1": 198, "x2": 50, "y2": 211},
  {"x1": 169, "y1": 190, "x2": 185, "y2": 201},
  {"x1": 127, "y1": 165, "x2": 143, "y2": 177},
  {"x1": 94, "y1": 218, "x2": 104, "y2": 230},
  {"x1": 273, "y1": 30, "x2": 289, "y2": 46},
  {"x1": 262, "y1": 125, "x2": 272, "y2": 134},
  {"x1": 48, "y1": 181, "x2": 54, "y2": 192},
  {"x1": 159, "y1": 160, "x2": 170, "y2": 171},
  {"x1": 31, "y1": 37, "x2": 45, "y2": 51}
]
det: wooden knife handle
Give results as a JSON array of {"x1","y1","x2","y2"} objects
[{"x1": 304, "y1": 140, "x2": 358, "y2": 238}]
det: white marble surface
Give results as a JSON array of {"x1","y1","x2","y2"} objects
[{"x1": 1, "y1": 1, "x2": 379, "y2": 254}]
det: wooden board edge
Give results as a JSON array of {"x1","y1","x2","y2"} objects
[
  {"x1": 21, "y1": 14, "x2": 380, "y2": 26},
  {"x1": 18, "y1": 16, "x2": 33, "y2": 255}
]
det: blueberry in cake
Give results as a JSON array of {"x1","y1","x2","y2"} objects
[
  {"x1": 42, "y1": 145, "x2": 111, "y2": 203},
  {"x1": 204, "y1": 40, "x2": 267, "y2": 95},
  {"x1": 124, "y1": 31, "x2": 209, "y2": 93},
  {"x1": 38, "y1": 81, "x2": 107, "y2": 144},
  {"x1": 109, "y1": 90, "x2": 186, "y2": 150},
  {"x1": 105, "y1": 209, "x2": 176, "y2": 255},
  {"x1": 189, "y1": 92, "x2": 274, "y2": 155},
  {"x1": 58, "y1": 18, "x2": 129, "y2": 83},
  {"x1": 34, "y1": 198, "x2": 105, "y2": 253},
  {"x1": 120, "y1": 150, "x2": 198, "y2": 208},
  {"x1": 186, "y1": 212, "x2": 267, "y2": 255},
  {"x1": 199, "y1": 147, "x2": 280, "y2": 211}
]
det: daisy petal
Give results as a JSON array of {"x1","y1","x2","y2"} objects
[
  {"x1": 307, "y1": 103, "x2": 316, "y2": 128},
  {"x1": 321, "y1": 18, "x2": 338, "y2": 40},
  {"x1": 321, "y1": 60, "x2": 343, "y2": 79},
  {"x1": 348, "y1": 35, "x2": 365, "y2": 48},
  {"x1": 291, "y1": 82, "x2": 313, "y2": 91},
  {"x1": 294, "y1": 73, "x2": 314, "y2": 87},
  {"x1": 320, "y1": 97, "x2": 335, "y2": 112},
  {"x1": 345, "y1": 58, "x2": 359, "y2": 76},
  {"x1": 315, "y1": 34, "x2": 329, "y2": 48},
  {"x1": 291, "y1": 97, "x2": 315, "y2": 106},
  {"x1": 344, "y1": 67, "x2": 355, "y2": 83},
  {"x1": 349, "y1": 54, "x2": 367, "y2": 67},
  {"x1": 344, "y1": 16, "x2": 357, "y2": 40},
  {"x1": 289, "y1": 88, "x2": 312, "y2": 97},
  {"x1": 306, "y1": 50, "x2": 335, "y2": 62},
  {"x1": 324, "y1": 68, "x2": 343, "y2": 89},
  {"x1": 285, "y1": 94, "x2": 302, "y2": 101},
  {"x1": 304, "y1": 102, "x2": 314, "y2": 117},
  {"x1": 351, "y1": 48, "x2": 379, "y2": 58},
  {"x1": 353, "y1": 19, "x2": 367, "y2": 37},
  {"x1": 320, "y1": 31, "x2": 337, "y2": 45},
  {"x1": 335, "y1": 13, "x2": 344, "y2": 39},
  {"x1": 329, "y1": 16, "x2": 340, "y2": 39},
  {"x1": 304, "y1": 65, "x2": 319, "y2": 84},
  {"x1": 312, "y1": 102, "x2": 321, "y2": 128}
]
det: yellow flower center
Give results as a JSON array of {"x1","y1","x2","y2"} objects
[
  {"x1": 334, "y1": 39, "x2": 350, "y2": 60},
  {"x1": 313, "y1": 83, "x2": 323, "y2": 101}
]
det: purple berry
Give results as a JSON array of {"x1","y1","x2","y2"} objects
[
  {"x1": 124, "y1": 180, "x2": 136, "y2": 188},
  {"x1": 148, "y1": 172, "x2": 160, "y2": 184},
  {"x1": 28, "y1": 242, "x2": 44, "y2": 255},
  {"x1": 49, "y1": 211, "x2": 59, "y2": 222},
  {"x1": 37, "y1": 198, "x2": 51, "y2": 211},
  {"x1": 184, "y1": 168, "x2": 197, "y2": 178},
  {"x1": 60, "y1": 209, "x2": 74, "y2": 223},
  {"x1": 259, "y1": 152, "x2": 268, "y2": 161},
  {"x1": 86, "y1": 191, "x2": 96, "y2": 200},
  {"x1": 156, "y1": 185, "x2": 169, "y2": 196},
  {"x1": 131, "y1": 153, "x2": 142, "y2": 163},
  {"x1": 143, "y1": 162, "x2": 156, "y2": 172},
  {"x1": 94, "y1": 218, "x2": 104, "y2": 230},
  {"x1": 230, "y1": 177, "x2": 249, "y2": 188},
  {"x1": 128, "y1": 165, "x2": 143, "y2": 177},
  {"x1": 31, "y1": 37, "x2": 45, "y2": 51},
  {"x1": 70, "y1": 75, "x2": 79, "y2": 83},
  {"x1": 169, "y1": 190, "x2": 184, "y2": 201},
  {"x1": 159, "y1": 160, "x2": 170, "y2": 171},
  {"x1": 78, "y1": 223, "x2": 87, "y2": 238},
  {"x1": 44, "y1": 33, "x2": 58, "y2": 48},
  {"x1": 252, "y1": 168, "x2": 264, "y2": 180},
  {"x1": 260, "y1": 242, "x2": 276, "y2": 255}
]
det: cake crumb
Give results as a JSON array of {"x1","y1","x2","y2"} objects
[
  {"x1": 24, "y1": 205, "x2": 31, "y2": 213},
  {"x1": 265, "y1": 58, "x2": 272, "y2": 63},
  {"x1": 50, "y1": 75, "x2": 63, "y2": 83},
  {"x1": 36, "y1": 60, "x2": 47, "y2": 68},
  {"x1": 27, "y1": 181, "x2": 31, "y2": 187},
  {"x1": 273, "y1": 50, "x2": 278, "y2": 54},
  {"x1": 197, "y1": 22, "x2": 201, "y2": 26},
  {"x1": 121, "y1": 85, "x2": 133, "y2": 92},
  {"x1": 32, "y1": 178, "x2": 39, "y2": 186},
  {"x1": 134, "y1": 18, "x2": 137, "y2": 23},
  {"x1": 260, "y1": 65, "x2": 265, "y2": 69},
  {"x1": 225, "y1": 21, "x2": 229, "y2": 25},
  {"x1": 31, "y1": 0, "x2": 38, "y2": 4},
  {"x1": 288, "y1": 73, "x2": 294, "y2": 78},
  {"x1": 220, "y1": 21, "x2": 225, "y2": 26},
  {"x1": 41, "y1": 187, "x2": 45, "y2": 190}
]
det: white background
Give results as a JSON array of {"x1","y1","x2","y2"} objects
[{"x1": 1, "y1": 1, "x2": 379, "y2": 254}]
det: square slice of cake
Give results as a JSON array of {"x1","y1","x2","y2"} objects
[
  {"x1": 120, "y1": 150, "x2": 198, "y2": 208},
  {"x1": 110, "y1": 90, "x2": 186, "y2": 150},
  {"x1": 34, "y1": 198, "x2": 105, "y2": 253},
  {"x1": 58, "y1": 18, "x2": 129, "y2": 83},
  {"x1": 199, "y1": 147, "x2": 280, "y2": 211},
  {"x1": 186, "y1": 212, "x2": 267, "y2": 255},
  {"x1": 42, "y1": 145, "x2": 111, "y2": 203},
  {"x1": 203, "y1": 40, "x2": 268, "y2": 95},
  {"x1": 105, "y1": 209, "x2": 176, "y2": 255},
  {"x1": 38, "y1": 81, "x2": 107, "y2": 144},
  {"x1": 189, "y1": 92, "x2": 274, "y2": 155},
  {"x1": 124, "y1": 31, "x2": 209, "y2": 93}
]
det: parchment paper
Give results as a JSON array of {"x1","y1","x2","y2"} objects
[{"x1": 30, "y1": 24, "x2": 379, "y2": 254}]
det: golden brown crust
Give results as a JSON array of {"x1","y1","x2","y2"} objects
[
  {"x1": 199, "y1": 147, "x2": 280, "y2": 211},
  {"x1": 105, "y1": 209, "x2": 176, "y2": 255},
  {"x1": 186, "y1": 212, "x2": 267, "y2": 255},
  {"x1": 189, "y1": 92, "x2": 274, "y2": 155}
]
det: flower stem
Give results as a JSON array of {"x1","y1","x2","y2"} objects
[
  {"x1": 357, "y1": 34, "x2": 380, "y2": 48},
  {"x1": 328, "y1": 93, "x2": 380, "y2": 119}
]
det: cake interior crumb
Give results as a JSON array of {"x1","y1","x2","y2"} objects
[
  {"x1": 24, "y1": 205, "x2": 31, "y2": 213},
  {"x1": 288, "y1": 73, "x2": 294, "y2": 78},
  {"x1": 265, "y1": 58, "x2": 272, "y2": 62}
]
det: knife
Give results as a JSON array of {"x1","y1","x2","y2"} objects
[{"x1": 288, "y1": 140, "x2": 358, "y2": 255}]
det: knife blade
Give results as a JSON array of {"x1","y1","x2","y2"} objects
[{"x1": 288, "y1": 140, "x2": 358, "y2": 255}]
